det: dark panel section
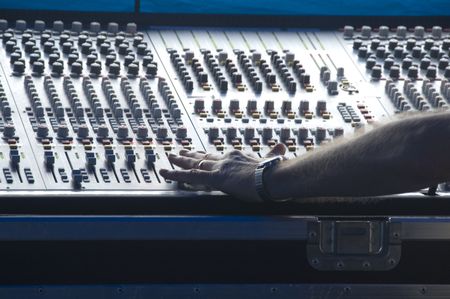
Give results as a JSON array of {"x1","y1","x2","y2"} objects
[{"x1": 0, "y1": 240, "x2": 448, "y2": 284}]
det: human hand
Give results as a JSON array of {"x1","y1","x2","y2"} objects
[{"x1": 159, "y1": 143, "x2": 287, "y2": 202}]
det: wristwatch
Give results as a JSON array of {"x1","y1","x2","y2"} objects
[{"x1": 254, "y1": 155, "x2": 283, "y2": 202}]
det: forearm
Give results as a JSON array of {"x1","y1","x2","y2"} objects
[{"x1": 267, "y1": 113, "x2": 450, "y2": 199}]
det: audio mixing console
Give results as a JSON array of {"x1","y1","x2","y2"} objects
[{"x1": 0, "y1": 20, "x2": 449, "y2": 196}]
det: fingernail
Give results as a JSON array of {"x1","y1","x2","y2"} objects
[
  {"x1": 159, "y1": 169, "x2": 168, "y2": 175},
  {"x1": 168, "y1": 153, "x2": 177, "y2": 158}
]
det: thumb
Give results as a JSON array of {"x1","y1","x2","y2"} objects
[{"x1": 265, "y1": 143, "x2": 286, "y2": 158}]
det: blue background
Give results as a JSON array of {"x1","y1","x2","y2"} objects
[
  {"x1": 1, "y1": 0, "x2": 449, "y2": 15},
  {"x1": 140, "y1": 0, "x2": 450, "y2": 16},
  {"x1": 0, "y1": 0, "x2": 134, "y2": 12}
]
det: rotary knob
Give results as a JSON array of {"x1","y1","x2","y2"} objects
[
  {"x1": 262, "y1": 127, "x2": 273, "y2": 141},
  {"x1": 136, "y1": 125, "x2": 148, "y2": 139},
  {"x1": 298, "y1": 127, "x2": 309, "y2": 141},
  {"x1": 316, "y1": 127, "x2": 327, "y2": 141},
  {"x1": 156, "y1": 127, "x2": 168, "y2": 139},
  {"x1": 244, "y1": 127, "x2": 255, "y2": 140},
  {"x1": 97, "y1": 124, "x2": 109, "y2": 138},
  {"x1": 279, "y1": 127, "x2": 291, "y2": 142},
  {"x1": 176, "y1": 127, "x2": 187, "y2": 139},
  {"x1": 36, "y1": 124, "x2": 49, "y2": 138},
  {"x1": 53, "y1": 20, "x2": 64, "y2": 32},
  {"x1": 117, "y1": 125, "x2": 129, "y2": 139},
  {"x1": 126, "y1": 23, "x2": 138, "y2": 34},
  {"x1": 3, "y1": 123, "x2": 15, "y2": 138},
  {"x1": 57, "y1": 124, "x2": 69, "y2": 139},
  {"x1": 226, "y1": 127, "x2": 237, "y2": 141},
  {"x1": 77, "y1": 124, "x2": 89, "y2": 139}
]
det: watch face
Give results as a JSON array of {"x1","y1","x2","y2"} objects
[{"x1": 259, "y1": 155, "x2": 282, "y2": 167}]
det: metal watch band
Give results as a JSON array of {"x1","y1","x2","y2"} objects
[{"x1": 254, "y1": 156, "x2": 283, "y2": 202}]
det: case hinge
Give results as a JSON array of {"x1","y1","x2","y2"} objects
[{"x1": 307, "y1": 218, "x2": 401, "y2": 271}]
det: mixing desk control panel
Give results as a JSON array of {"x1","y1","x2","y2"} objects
[{"x1": 0, "y1": 20, "x2": 448, "y2": 195}]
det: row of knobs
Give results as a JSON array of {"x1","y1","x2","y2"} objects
[
  {"x1": 207, "y1": 126, "x2": 342, "y2": 142},
  {"x1": 203, "y1": 50, "x2": 229, "y2": 92},
  {"x1": 194, "y1": 98, "x2": 325, "y2": 115},
  {"x1": 270, "y1": 51, "x2": 297, "y2": 94},
  {"x1": 4, "y1": 31, "x2": 155, "y2": 77},
  {"x1": 344, "y1": 25, "x2": 445, "y2": 39},
  {"x1": 0, "y1": 19, "x2": 137, "y2": 35},
  {"x1": 237, "y1": 51, "x2": 264, "y2": 93},
  {"x1": 169, "y1": 49, "x2": 195, "y2": 91}
]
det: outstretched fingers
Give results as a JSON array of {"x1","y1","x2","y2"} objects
[
  {"x1": 179, "y1": 149, "x2": 223, "y2": 161},
  {"x1": 159, "y1": 168, "x2": 218, "y2": 186}
]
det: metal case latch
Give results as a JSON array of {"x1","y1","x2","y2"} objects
[{"x1": 307, "y1": 219, "x2": 401, "y2": 271}]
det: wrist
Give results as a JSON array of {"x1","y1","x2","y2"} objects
[{"x1": 263, "y1": 161, "x2": 291, "y2": 201}]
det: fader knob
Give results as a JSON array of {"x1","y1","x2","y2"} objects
[
  {"x1": 71, "y1": 62, "x2": 83, "y2": 75},
  {"x1": 127, "y1": 63, "x2": 139, "y2": 76},
  {"x1": 442, "y1": 39, "x2": 450, "y2": 51},
  {"x1": 146, "y1": 64, "x2": 157, "y2": 76},
  {"x1": 52, "y1": 62, "x2": 64, "y2": 75},
  {"x1": 360, "y1": 26, "x2": 371, "y2": 38},
  {"x1": 0, "y1": 19, "x2": 8, "y2": 31},
  {"x1": 136, "y1": 125, "x2": 148, "y2": 139},
  {"x1": 388, "y1": 39, "x2": 398, "y2": 50},
  {"x1": 226, "y1": 127, "x2": 237, "y2": 140},
  {"x1": 396, "y1": 26, "x2": 407, "y2": 38},
  {"x1": 389, "y1": 65, "x2": 400, "y2": 78},
  {"x1": 90, "y1": 22, "x2": 101, "y2": 33},
  {"x1": 279, "y1": 127, "x2": 291, "y2": 142},
  {"x1": 262, "y1": 127, "x2": 273, "y2": 140},
  {"x1": 208, "y1": 127, "x2": 219, "y2": 141},
  {"x1": 316, "y1": 127, "x2": 326, "y2": 141},
  {"x1": 57, "y1": 125, "x2": 69, "y2": 139},
  {"x1": 244, "y1": 127, "x2": 255, "y2": 140},
  {"x1": 176, "y1": 127, "x2": 187, "y2": 139},
  {"x1": 71, "y1": 21, "x2": 83, "y2": 33},
  {"x1": 439, "y1": 58, "x2": 449, "y2": 70},
  {"x1": 44, "y1": 151, "x2": 55, "y2": 167},
  {"x1": 72, "y1": 169, "x2": 83, "y2": 187},
  {"x1": 34, "y1": 20, "x2": 46, "y2": 32},
  {"x1": 117, "y1": 125, "x2": 129, "y2": 139},
  {"x1": 32, "y1": 61, "x2": 45, "y2": 75},
  {"x1": 343, "y1": 25, "x2": 354, "y2": 38},
  {"x1": 77, "y1": 124, "x2": 89, "y2": 138},
  {"x1": 10, "y1": 149, "x2": 20, "y2": 165},
  {"x1": 352, "y1": 39, "x2": 363, "y2": 50},
  {"x1": 444, "y1": 66, "x2": 450, "y2": 78},
  {"x1": 107, "y1": 22, "x2": 119, "y2": 34},
  {"x1": 3, "y1": 123, "x2": 15, "y2": 138},
  {"x1": 298, "y1": 127, "x2": 308, "y2": 141},
  {"x1": 414, "y1": 26, "x2": 425, "y2": 38},
  {"x1": 97, "y1": 124, "x2": 109, "y2": 138},
  {"x1": 334, "y1": 127, "x2": 344, "y2": 138},
  {"x1": 378, "y1": 26, "x2": 390, "y2": 38},
  {"x1": 90, "y1": 63, "x2": 102, "y2": 75},
  {"x1": 109, "y1": 63, "x2": 121, "y2": 75},
  {"x1": 407, "y1": 66, "x2": 419, "y2": 78},
  {"x1": 426, "y1": 66, "x2": 437, "y2": 79},
  {"x1": 36, "y1": 124, "x2": 49, "y2": 138},
  {"x1": 430, "y1": 46, "x2": 440, "y2": 59},
  {"x1": 406, "y1": 38, "x2": 416, "y2": 50},
  {"x1": 156, "y1": 127, "x2": 168, "y2": 139},
  {"x1": 15, "y1": 20, "x2": 27, "y2": 31},
  {"x1": 420, "y1": 58, "x2": 431, "y2": 70},
  {"x1": 12, "y1": 61, "x2": 25, "y2": 75},
  {"x1": 432, "y1": 26, "x2": 442, "y2": 39},
  {"x1": 53, "y1": 20, "x2": 64, "y2": 32},
  {"x1": 371, "y1": 66, "x2": 382, "y2": 79},
  {"x1": 126, "y1": 23, "x2": 137, "y2": 34}
]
